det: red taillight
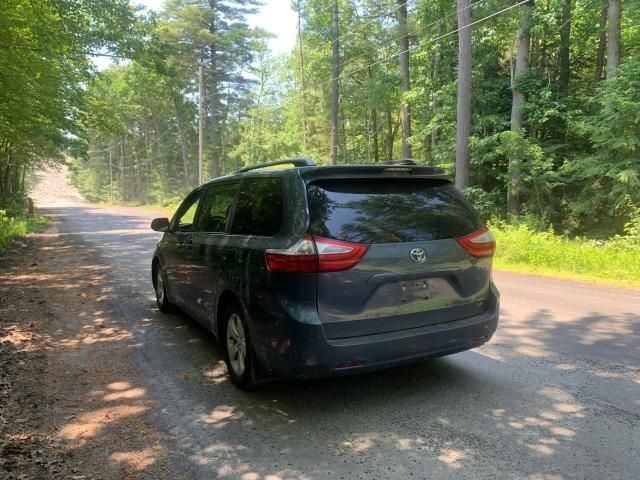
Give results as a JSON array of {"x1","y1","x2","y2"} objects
[
  {"x1": 456, "y1": 227, "x2": 496, "y2": 257},
  {"x1": 265, "y1": 235, "x2": 369, "y2": 273}
]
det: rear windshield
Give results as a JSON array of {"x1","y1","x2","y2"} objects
[{"x1": 307, "y1": 179, "x2": 482, "y2": 243}]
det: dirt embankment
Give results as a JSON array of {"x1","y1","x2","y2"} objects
[{"x1": 0, "y1": 225, "x2": 173, "y2": 479}]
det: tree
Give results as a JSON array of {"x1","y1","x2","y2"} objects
[
  {"x1": 508, "y1": 0, "x2": 533, "y2": 216},
  {"x1": 593, "y1": 1, "x2": 608, "y2": 88},
  {"x1": 0, "y1": 0, "x2": 141, "y2": 204},
  {"x1": 398, "y1": 0, "x2": 411, "y2": 160},
  {"x1": 161, "y1": 0, "x2": 264, "y2": 178},
  {"x1": 330, "y1": 0, "x2": 340, "y2": 165},
  {"x1": 605, "y1": 0, "x2": 621, "y2": 110},
  {"x1": 455, "y1": 0, "x2": 472, "y2": 190},
  {"x1": 558, "y1": 0, "x2": 571, "y2": 98}
]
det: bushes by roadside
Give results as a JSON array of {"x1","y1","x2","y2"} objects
[
  {"x1": 0, "y1": 207, "x2": 49, "y2": 251},
  {"x1": 491, "y1": 221, "x2": 640, "y2": 288}
]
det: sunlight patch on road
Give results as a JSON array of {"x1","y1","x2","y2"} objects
[{"x1": 111, "y1": 445, "x2": 166, "y2": 471}]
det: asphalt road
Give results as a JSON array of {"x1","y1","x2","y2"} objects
[{"x1": 40, "y1": 200, "x2": 640, "y2": 480}]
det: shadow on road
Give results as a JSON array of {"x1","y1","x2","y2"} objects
[{"x1": 6, "y1": 203, "x2": 636, "y2": 479}]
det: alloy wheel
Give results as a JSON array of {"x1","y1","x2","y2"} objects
[{"x1": 226, "y1": 313, "x2": 246, "y2": 376}]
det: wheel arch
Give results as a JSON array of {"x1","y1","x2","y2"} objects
[{"x1": 215, "y1": 289, "x2": 246, "y2": 340}]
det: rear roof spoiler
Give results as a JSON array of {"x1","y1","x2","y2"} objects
[
  {"x1": 233, "y1": 157, "x2": 450, "y2": 181},
  {"x1": 298, "y1": 165, "x2": 451, "y2": 182}
]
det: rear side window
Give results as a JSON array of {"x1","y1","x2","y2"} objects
[
  {"x1": 307, "y1": 179, "x2": 482, "y2": 243},
  {"x1": 196, "y1": 182, "x2": 238, "y2": 233},
  {"x1": 231, "y1": 178, "x2": 284, "y2": 236}
]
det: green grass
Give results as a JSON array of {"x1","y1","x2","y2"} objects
[
  {"x1": 491, "y1": 223, "x2": 640, "y2": 288},
  {"x1": 0, "y1": 211, "x2": 50, "y2": 251}
]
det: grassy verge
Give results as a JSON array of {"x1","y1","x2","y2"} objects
[
  {"x1": 0, "y1": 211, "x2": 51, "y2": 251},
  {"x1": 491, "y1": 223, "x2": 640, "y2": 288}
]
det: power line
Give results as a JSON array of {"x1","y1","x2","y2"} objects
[
  {"x1": 325, "y1": 0, "x2": 418, "y2": 49},
  {"x1": 327, "y1": 0, "x2": 530, "y2": 88},
  {"x1": 335, "y1": 0, "x2": 487, "y2": 72}
]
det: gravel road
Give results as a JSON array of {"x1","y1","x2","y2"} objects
[{"x1": 27, "y1": 170, "x2": 640, "y2": 480}]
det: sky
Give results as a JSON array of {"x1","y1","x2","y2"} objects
[{"x1": 136, "y1": 0, "x2": 298, "y2": 54}]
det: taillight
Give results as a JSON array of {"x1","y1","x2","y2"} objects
[
  {"x1": 314, "y1": 236, "x2": 369, "y2": 272},
  {"x1": 265, "y1": 235, "x2": 369, "y2": 273},
  {"x1": 456, "y1": 227, "x2": 496, "y2": 257}
]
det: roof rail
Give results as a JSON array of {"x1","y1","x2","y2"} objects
[
  {"x1": 235, "y1": 157, "x2": 315, "y2": 173},
  {"x1": 379, "y1": 160, "x2": 418, "y2": 166}
]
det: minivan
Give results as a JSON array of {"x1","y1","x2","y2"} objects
[{"x1": 151, "y1": 158, "x2": 499, "y2": 389}]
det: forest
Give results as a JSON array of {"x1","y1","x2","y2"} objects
[{"x1": 1, "y1": 0, "x2": 639, "y2": 241}]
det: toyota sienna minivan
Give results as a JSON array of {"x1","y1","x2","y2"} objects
[{"x1": 151, "y1": 158, "x2": 499, "y2": 389}]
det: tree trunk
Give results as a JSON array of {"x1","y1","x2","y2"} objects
[
  {"x1": 372, "y1": 107, "x2": 379, "y2": 163},
  {"x1": 330, "y1": 0, "x2": 339, "y2": 165},
  {"x1": 173, "y1": 96, "x2": 191, "y2": 190},
  {"x1": 455, "y1": 0, "x2": 472, "y2": 190},
  {"x1": 120, "y1": 137, "x2": 126, "y2": 201},
  {"x1": 605, "y1": 0, "x2": 620, "y2": 110},
  {"x1": 398, "y1": 0, "x2": 411, "y2": 160},
  {"x1": 208, "y1": 0, "x2": 219, "y2": 178},
  {"x1": 209, "y1": 45, "x2": 219, "y2": 178},
  {"x1": 511, "y1": 7, "x2": 532, "y2": 119},
  {"x1": 297, "y1": 1, "x2": 307, "y2": 151},
  {"x1": 385, "y1": 101, "x2": 394, "y2": 161},
  {"x1": 558, "y1": 0, "x2": 571, "y2": 98},
  {"x1": 508, "y1": 0, "x2": 533, "y2": 216},
  {"x1": 593, "y1": 2, "x2": 608, "y2": 88},
  {"x1": 431, "y1": 48, "x2": 441, "y2": 150}
]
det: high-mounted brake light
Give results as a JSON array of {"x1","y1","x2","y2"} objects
[
  {"x1": 456, "y1": 227, "x2": 496, "y2": 258},
  {"x1": 265, "y1": 235, "x2": 369, "y2": 273}
]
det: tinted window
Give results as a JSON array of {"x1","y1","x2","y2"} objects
[
  {"x1": 172, "y1": 190, "x2": 203, "y2": 232},
  {"x1": 196, "y1": 183, "x2": 238, "y2": 233},
  {"x1": 231, "y1": 178, "x2": 283, "y2": 236},
  {"x1": 307, "y1": 179, "x2": 482, "y2": 243}
]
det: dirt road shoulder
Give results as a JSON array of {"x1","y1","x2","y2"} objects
[{"x1": 0, "y1": 222, "x2": 174, "y2": 479}]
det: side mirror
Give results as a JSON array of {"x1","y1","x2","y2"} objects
[{"x1": 151, "y1": 217, "x2": 170, "y2": 232}]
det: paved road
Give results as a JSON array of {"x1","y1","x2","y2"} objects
[{"x1": 41, "y1": 201, "x2": 640, "y2": 480}]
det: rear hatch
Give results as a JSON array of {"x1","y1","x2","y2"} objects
[{"x1": 306, "y1": 177, "x2": 493, "y2": 339}]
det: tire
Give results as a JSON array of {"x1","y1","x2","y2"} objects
[
  {"x1": 154, "y1": 264, "x2": 174, "y2": 313},
  {"x1": 223, "y1": 304, "x2": 258, "y2": 390}
]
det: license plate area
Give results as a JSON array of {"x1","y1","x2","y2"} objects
[{"x1": 399, "y1": 279, "x2": 432, "y2": 304}]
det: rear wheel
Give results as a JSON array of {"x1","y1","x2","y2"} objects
[
  {"x1": 154, "y1": 264, "x2": 173, "y2": 312},
  {"x1": 223, "y1": 305, "x2": 257, "y2": 390}
]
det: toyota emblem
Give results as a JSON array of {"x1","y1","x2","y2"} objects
[{"x1": 410, "y1": 248, "x2": 427, "y2": 263}]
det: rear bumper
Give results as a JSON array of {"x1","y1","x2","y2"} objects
[{"x1": 253, "y1": 283, "x2": 499, "y2": 379}]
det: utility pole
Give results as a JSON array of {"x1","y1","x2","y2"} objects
[{"x1": 198, "y1": 61, "x2": 204, "y2": 185}]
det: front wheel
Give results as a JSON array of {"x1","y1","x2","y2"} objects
[{"x1": 223, "y1": 305, "x2": 257, "y2": 390}]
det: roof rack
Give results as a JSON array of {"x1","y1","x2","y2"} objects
[{"x1": 235, "y1": 157, "x2": 315, "y2": 173}]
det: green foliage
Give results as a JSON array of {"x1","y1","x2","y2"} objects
[
  {"x1": 491, "y1": 222, "x2": 640, "y2": 287},
  {"x1": 561, "y1": 59, "x2": 640, "y2": 234},
  {"x1": 0, "y1": 209, "x2": 27, "y2": 250},
  {"x1": 0, "y1": 207, "x2": 50, "y2": 251},
  {"x1": 470, "y1": 131, "x2": 556, "y2": 219},
  {"x1": 0, "y1": 0, "x2": 147, "y2": 207}
]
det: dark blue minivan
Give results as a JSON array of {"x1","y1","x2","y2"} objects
[{"x1": 151, "y1": 159, "x2": 499, "y2": 389}]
